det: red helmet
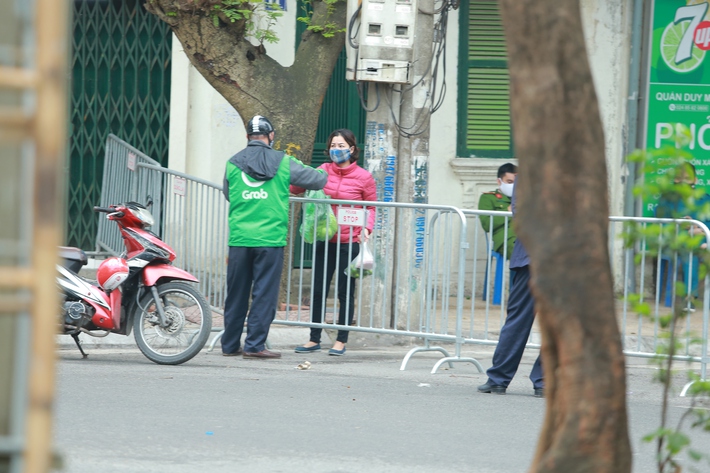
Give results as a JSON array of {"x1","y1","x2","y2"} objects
[{"x1": 97, "y1": 257, "x2": 129, "y2": 291}]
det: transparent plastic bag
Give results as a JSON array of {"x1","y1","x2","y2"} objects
[
  {"x1": 300, "y1": 189, "x2": 338, "y2": 244},
  {"x1": 345, "y1": 240, "x2": 374, "y2": 278}
]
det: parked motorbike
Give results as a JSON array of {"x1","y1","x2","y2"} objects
[{"x1": 57, "y1": 201, "x2": 212, "y2": 365}]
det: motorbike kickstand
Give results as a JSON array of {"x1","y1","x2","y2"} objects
[{"x1": 71, "y1": 333, "x2": 88, "y2": 359}]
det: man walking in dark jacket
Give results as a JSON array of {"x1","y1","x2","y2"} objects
[{"x1": 222, "y1": 115, "x2": 327, "y2": 359}]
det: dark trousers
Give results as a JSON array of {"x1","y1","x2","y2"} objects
[
  {"x1": 486, "y1": 266, "x2": 543, "y2": 389},
  {"x1": 309, "y1": 241, "x2": 359, "y2": 344},
  {"x1": 222, "y1": 246, "x2": 284, "y2": 354}
]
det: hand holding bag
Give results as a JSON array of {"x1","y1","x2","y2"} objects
[
  {"x1": 300, "y1": 189, "x2": 338, "y2": 243},
  {"x1": 345, "y1": 239, "x2": 374, "y2": 278}
]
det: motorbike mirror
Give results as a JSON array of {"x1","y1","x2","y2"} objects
[{"x1": 146, "y1": 196, "x2": 153, "y2": 209}]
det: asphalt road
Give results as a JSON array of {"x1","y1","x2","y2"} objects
[{"x1": 51, "y1": 345, "x2": 710, "y2": 473}]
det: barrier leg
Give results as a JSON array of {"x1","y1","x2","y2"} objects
[
  {"x1": 680, "y1": 380, "x2": 696, "y2": 397},
  {"x1": 207, "y1": 329, "x2": 224, "y2": 352},
  {"x1": 400, "y1": 339, "x2": 454, "y2": 371},
  {"x1": 431, "y1": 356, "x2": 484, "y2": 374}
]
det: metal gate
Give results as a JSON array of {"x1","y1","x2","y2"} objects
[{"x1": 67, "y1": 0, "x2": 172, "y2": 249}]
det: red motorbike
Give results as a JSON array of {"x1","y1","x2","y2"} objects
[{"x1": 57, "y1": 201, "x2": 212, "y2": 365}]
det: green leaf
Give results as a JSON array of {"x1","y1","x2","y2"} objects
[
  {"x1": 666, "y1": 431, "x2": 690, "y2": 454},
  {"x1": 688, "y1": 449, "x2": 704, "y2": 461}
]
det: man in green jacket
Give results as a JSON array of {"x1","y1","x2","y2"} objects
[
  {"x1": 478, "y1": 163, "x2": 517, "y2": 258},
  {"x1": 222, "y1": 115, "x2": 327, "y2": 359}
]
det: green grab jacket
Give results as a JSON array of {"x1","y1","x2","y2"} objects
[{"x1": 223, "y1": 140, "x2": 326, "y2": 247}]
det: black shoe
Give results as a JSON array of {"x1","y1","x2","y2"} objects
[
  {"x1": 222, "y1": 349, "x2": 242, "y2": 356},
  {"x1": 533, "y1": 388, "x2": 544, "y2": 398},
  {"x1": 477, "y1": 382, "x2": 506, "y2": 394}
]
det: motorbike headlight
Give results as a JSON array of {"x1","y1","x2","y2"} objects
[{"x1": 130, "y1": 207, "x2": 154, "y2": 227}]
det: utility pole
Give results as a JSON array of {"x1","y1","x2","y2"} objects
[
  {"x1": 363, "y1": 84, "x2": 399, "y2": 327},
  {"x1": 348, "y1": 0, "x2": 436, "y2": 327},
  {"x1": 391, "y1": 0, "x2": 435, "y2": 326}
]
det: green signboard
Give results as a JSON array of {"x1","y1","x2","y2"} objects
[{"x1": 644, "y1": 0, "x2": 710, "y2": 216}]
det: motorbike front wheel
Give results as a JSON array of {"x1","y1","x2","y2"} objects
[{"x1": 133, "y1": 281, "x2": 212, "y2": 365}]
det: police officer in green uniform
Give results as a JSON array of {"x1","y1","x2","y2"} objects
[{"x1": 478, "y1": 163, "x2": 517, "y2": 258}]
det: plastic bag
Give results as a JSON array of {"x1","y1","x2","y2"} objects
[
  {"x1": 345, "y1": 240, "x2": 374, "y2": 278},
  {"x1": 300, "y1": 189, "x2": 338, "y2": 244}
]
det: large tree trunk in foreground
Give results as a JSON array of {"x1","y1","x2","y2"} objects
[
  {"x1": 498, "y1": 2, "x2": 631, "y2": 472},
  {"x1": 146, "y1": 0, "x2": 346, "y2": 163}
]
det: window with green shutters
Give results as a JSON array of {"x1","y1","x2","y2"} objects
[{"x1": 457, "y1": 0, "x2": 514, "y2": 158}]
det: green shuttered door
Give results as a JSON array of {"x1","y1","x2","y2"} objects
[
  {"x1": 458, "y1": 0, "x2": 513, "y2": 158},
  {"x1": 67, "y1": 0, "x2": 172, "y2": 249}
]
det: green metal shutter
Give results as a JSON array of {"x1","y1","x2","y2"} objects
[
  {"x1": 457, "y1": 0, "x2": 514, "y2": 158},
  {"x1": 67, "y1": 0, "x2": 172, "y2": 249}
]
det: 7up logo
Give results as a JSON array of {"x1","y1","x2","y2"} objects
[{"x1": 661, "y1": 2, "x2": 709, "y2": 73}]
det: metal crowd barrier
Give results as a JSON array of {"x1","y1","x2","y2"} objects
[
  {"x1": 448, "y1": 211, "x2": 709, "y2": 394},
  {"x1": 609, "y1": 216, "x2": 709, "y2": 395},
  {"x1": 280, "y1": 198, "x2": 483, "y2": 373},
  {"x1": 95, "y1": 145, "x2": 708, "y2": 387},
  {"x1": 136, "y1": 163, "x2": 230, "y2": 318},
  {"x1": 95, "y1": 134, "x2": 161, "y2": 255}
]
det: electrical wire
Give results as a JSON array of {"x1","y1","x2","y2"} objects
[
  {"x1": 358, "y1": 81, "x2": 381, "y2": 112},
  {"x1": 348, "y1": 4, "x2": 362, "y2": 50},
  {"x1": 393, "y1": 0, "x2": 455, "y2": 137}
]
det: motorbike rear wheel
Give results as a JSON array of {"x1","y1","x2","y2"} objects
[{"x1": 133, "y1": 281, "x2": 212, "y2": 365}]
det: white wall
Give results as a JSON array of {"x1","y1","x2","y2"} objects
[{"x1": 581, "y1": 0, "x2": 633, "y2": 217}]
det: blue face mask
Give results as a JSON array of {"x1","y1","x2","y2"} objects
[{"x1": 329, "y1": 148, "x2": 351, "y2": 164}]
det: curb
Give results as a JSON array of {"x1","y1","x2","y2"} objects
[{"x1": 57, "y1": 325, "x2": 417, "y2": 350}]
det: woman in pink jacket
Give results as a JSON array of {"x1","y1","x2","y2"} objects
[{"x1": 290, "y1": 129, "x2": 377, "y2": 356}]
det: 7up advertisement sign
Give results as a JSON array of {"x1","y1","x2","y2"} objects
[{"x1": 644, "y1": 0, "x2": 710, "y2": 215}]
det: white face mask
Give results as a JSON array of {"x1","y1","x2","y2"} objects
[{"x1": 498, "y1": 180, "x2": 514, "y2": 198}]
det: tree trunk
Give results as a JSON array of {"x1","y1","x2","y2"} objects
[
  {"x1": 497, "y1": 2, "x2": 631, "y2": 472},
  {"x1": 145, "y1": 0, "x2": 346, "y2": 164}
]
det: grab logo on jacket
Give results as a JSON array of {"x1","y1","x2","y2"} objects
[
  {"x1": 242, "y1": 189, "x2": 269, "y2": 199},
  {"x1": 241, "y1": 171, "x2": 269, "y2": 200}
]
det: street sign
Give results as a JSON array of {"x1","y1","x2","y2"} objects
[
  {"x1": 337, "y1": 208, "x2": 366, "y2": 227},
  {"x1": 643, "y1": 0, "x2": 710, "y2": 215}
]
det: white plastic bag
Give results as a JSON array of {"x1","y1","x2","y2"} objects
[{"x1": 345, "y1": 240, "x2": 374, "y2": 278}]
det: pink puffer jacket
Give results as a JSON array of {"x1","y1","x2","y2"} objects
[{"x1": 291, "y1": 161, "x2": 377, "y2": 243}]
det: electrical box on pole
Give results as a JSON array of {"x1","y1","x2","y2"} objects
[{"x1": 346, "y1": 0, "x2": 418, "y2": 84}]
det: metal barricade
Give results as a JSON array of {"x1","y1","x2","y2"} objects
[
  {"x1": 136, "y1": 163, "x2": 230, "y2": 316},
  {"x1": 281, "y1": 198, "x2": 483, "y2": 373},
  {"x1": 609, "y1": 216, "x2": 710, "y2": 395},
  {"x1": 96, "y1": 134, "x2": 161, "y2": 255},
  {"x1": 451, "y1": 210, "x2": 709, "y2": 392},
  {"x1": 95, "y1": 151, "x2": 709, "y2": 384}
]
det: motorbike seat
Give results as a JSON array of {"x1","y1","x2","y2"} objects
[{"x1": 58, "y1": 246, "x2": 88, "y2": 271}]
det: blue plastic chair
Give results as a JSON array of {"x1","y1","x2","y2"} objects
[
  {"x1": 482, "y1": 250, "x2": 505, "y2": 305},
  {"x1": 660, "y1": 255, "x2": 699, "y2": 307}
]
